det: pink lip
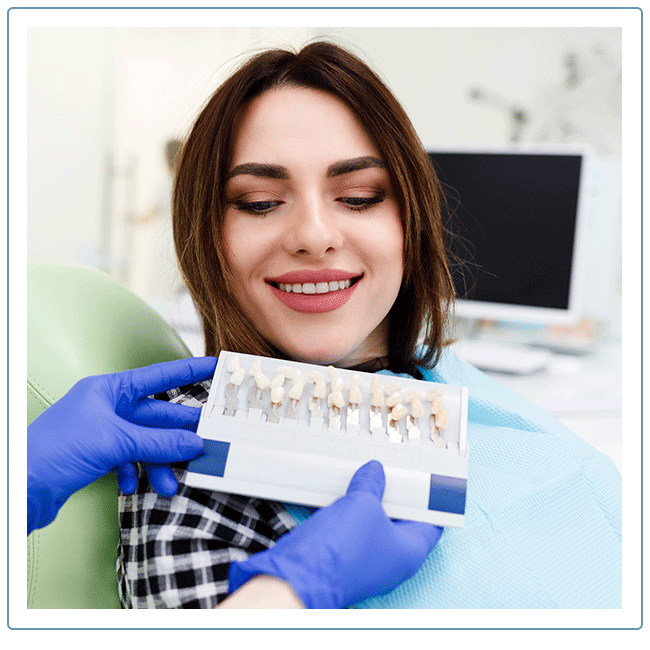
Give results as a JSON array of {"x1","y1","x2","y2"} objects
[
  {"x1": 268, "y1": 269, "x2": 360, "y2": 285},
  {"x1": 269, "y1": 280, "x2": 360, "y2": 314}
]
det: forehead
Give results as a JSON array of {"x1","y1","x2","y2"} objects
[{"x1": 229, "y1": 86, "x2": 382, "y2": 166}]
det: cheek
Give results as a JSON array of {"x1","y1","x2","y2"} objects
[
  {"x1": 364, "y1": 213, "x2": 404, "y2": 277},
  {"x1": 221, "y1": 219, "x2": 253, "y2": 310},
  {"x1": 222, "y1": 216, "x2": 261, "y2": 283},
  {"x1": 222, "y1": 216, "x2": 242, "y2": 269}
]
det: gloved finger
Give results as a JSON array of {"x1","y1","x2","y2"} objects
[
  {"x1": 115, "y1": 461, "x2": 139, "y2": 494},
  {"x1": 392, "y1": 520, "x2": 444, "y2": 552},
  {"x1": 345, "y1": 460, "x2": 385, "y2": 499},
  {"x1": 123, "y1": 357, "x2": 218, "y2": 402},
  {"x1": 143, "y1": 463, "x2": 180, "y2": 498},
  {"x1": 129, "y1": 399, "x2": 203, "y2": 431},
  {"x1": 122, "y1": 422, "x2": 205, "y2": 464}
]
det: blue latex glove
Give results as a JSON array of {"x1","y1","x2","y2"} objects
[
  {"x1": 27, "y1": 356, "x2": 217, "y2": 534},
  {"x1": 228, "y1": 460, "x2": 443, "y2": 608}
]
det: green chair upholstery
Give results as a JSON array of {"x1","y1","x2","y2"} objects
[{"x1": 27, "y1": 262, "x2": 193, "y2": 608}]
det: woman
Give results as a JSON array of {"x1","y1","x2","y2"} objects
[
  {"x1": 118, "y1": 41, "x2": 621, "y2": 610},
  {"x1": 172, "y1": 41, "x2": 454, "y2": 376}
]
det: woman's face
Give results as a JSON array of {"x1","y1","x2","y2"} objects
[{"x1": 222, "y1": 86, "x2": 404, "y2": 366}]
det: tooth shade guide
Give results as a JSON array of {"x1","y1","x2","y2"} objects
[{"x1": 196, "y1": 352, "x2": 469, "y2": 528}]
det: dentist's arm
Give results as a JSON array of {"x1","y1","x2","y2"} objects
[{"x1": 27, "y1": 357, "x2": 217, "y2": 535}]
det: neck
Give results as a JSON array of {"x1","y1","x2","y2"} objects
[{"x1": 332, "y1": 319, "x2": 389, "y2": 369}]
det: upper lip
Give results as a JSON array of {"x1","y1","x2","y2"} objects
[{"x1": 267, "y1": 269, "x2": 362, "y2": 285}]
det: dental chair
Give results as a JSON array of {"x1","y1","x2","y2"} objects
[{"x1": 27, "y1": 262, "x2": 193, "y2": 608}]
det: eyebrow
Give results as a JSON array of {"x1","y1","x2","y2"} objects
[
  {"x1": 225, "y1": 156, "x2": 387, "y2": 181},
  {"x1": 225, "y1": 162, "x2": 289, "y2": 181},
  {"x1": 326, "y1": 156, "x2": 387, "y2": 177}
]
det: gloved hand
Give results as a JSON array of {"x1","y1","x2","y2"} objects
[
  {"x1": 27, "y1": 356, "x2": 217, "y2": 534},
  {"x1": 228, "y1": 460, "x2": 443, "y2": 608}
]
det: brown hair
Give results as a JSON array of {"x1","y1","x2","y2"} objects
[{"x1": 173, "y1": 40, "x2": 456, "y2": 377}]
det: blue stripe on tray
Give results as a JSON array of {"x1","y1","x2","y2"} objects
[
  {"x1": 188, "y1": 439, "x2": 230, "y2": 477},
  {"x1": 428, "y1": 473, "x2": 467, "y2": 515}
]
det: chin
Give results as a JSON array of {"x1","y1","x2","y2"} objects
[{"x1": 278, "y1": 340, "x2": 357, "y2": 367}]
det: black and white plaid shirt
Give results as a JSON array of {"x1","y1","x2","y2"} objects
[{"x1": 117, "y1": 379, "x2": 299, "y2": 608}]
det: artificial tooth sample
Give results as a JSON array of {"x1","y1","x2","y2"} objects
[
  {"x1": 308, "y1": 370, "x2": 327, "y2": 426},
  {"x1": 369, "y1": 376, "x2": 385, "y2": 432},
  {"x1": 347, "y1": 374, "x2": 363, "y2": 428},
  {"x1": 286, "y1": 370, "x2": 305, "y2": 420},
  {"x1": 327, "y1": 377, "x2": 345, "y2": 430},
  {"x1": 426, "y1": 388, "x2": 448, "y2": 448},
  {"x1": 326, "y1": 366, "x2": 341, "y2": 382},
  {"x1": 434, "y1": 408, "x2": 449, "y2": 447},
  {"x1": 246, "y1": 359, "x2": 265, "y2": 410},
  {"x1": 403, "y1": 390, "x2": 424, "y2": 440},
  {"x1": 385, "y1": 388, "x2": 405, "y2": 443},
  {"x1": 267, "y1": 370, "x2": 286, "y2": 423},
  {"x1": 277, "y1": 365, "x2": 294, "y2": 380},
  {"x1": 384, "y1": 382, "x2": 403, "y2": 396},
  {"x1": 224, "y1": 355, "x2": 245, "y2": 416}
]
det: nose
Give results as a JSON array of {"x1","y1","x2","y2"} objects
[{"x1": 284, "y1": 196, "x2": 343, "y2": 258}]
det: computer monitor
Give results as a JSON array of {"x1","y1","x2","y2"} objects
[{"x1": 427, "y1": 145, "x2": 591, "y2": 326}]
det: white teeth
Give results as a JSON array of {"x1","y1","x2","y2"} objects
[{"x1": 277, "y1": 279, "x2": 353, "y2": 294}]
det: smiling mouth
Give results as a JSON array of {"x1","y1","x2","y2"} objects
[{"x1": 267, "y1": 276, "x2": 362, "y2": 295}]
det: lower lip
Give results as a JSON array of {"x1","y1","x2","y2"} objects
[{"x1": 269, "y1": 281, "x2": 358, "y2": 313}]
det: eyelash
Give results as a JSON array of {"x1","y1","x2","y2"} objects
[
  {"x1": 232, "y1": 200, "x2": 282, "y2": 215},
  {"x1": 337, "y1": 195, "x2": 385, "y2": 212},
  {"x1": 230, "y1": 193, "x2": 386, "y2": 216}
]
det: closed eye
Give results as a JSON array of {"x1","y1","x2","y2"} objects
[
  {"x1": 231, "y1": 200, "x2": 283, "y2": 215},
  {"x1": 337, "y1": 195, "x2": 386, "y2": 212}
]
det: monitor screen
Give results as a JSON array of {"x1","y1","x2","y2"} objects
[{"x1": 428, "y1": 147, "x2": 589, "y2": 325}]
